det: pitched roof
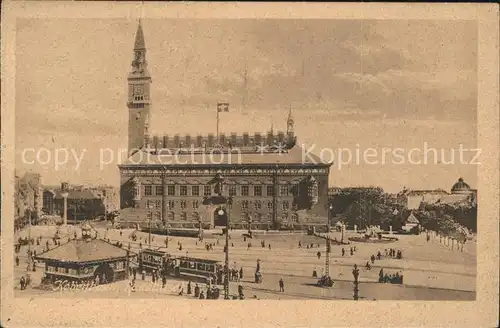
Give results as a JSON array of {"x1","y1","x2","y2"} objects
[
  {"x1": 52, "y1": 189, "x2": 101, "y2": 200},
  {"x1": 406, "y1": 212, "x2": 419, "y2": 224},
  {"x1": 35, "y1": 238, "x2": 129, "y2": 263},
  {"x1": 120, "y1": 145, "x2": 330, "y2": 167}
]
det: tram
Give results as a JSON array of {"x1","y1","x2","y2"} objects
[
  {"x1": 166, "y1": 256, "x2": 223, "y2": 284},
  {"x1": 139, "y1": 249, "x2": 167, "y2": 272},
  {"x1": 139, "y1": 250, "x2": 223, "y2": 284}
]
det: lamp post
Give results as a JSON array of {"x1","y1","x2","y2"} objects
[
  {"x1": 328, "y1": 204, "x2": 333, "y2": 231},
  {"x1": 213, "y1": 173, "x2": 232, "y2": 300},
  {"x1": 162, "y1": 167, "x2": 169, "y2": 248},
  {"x1": 247, "y1": 215, "x2": 252, "y2": 236},
  {"x1": 352, "y1": 264, "x2": 360, "y2": 300},
  {"x1": 147, "y1": 204, "x2": 153, "y2": 247},
  {"x1": 197, "y1": 215, "x2": 203, "y2": 241}
]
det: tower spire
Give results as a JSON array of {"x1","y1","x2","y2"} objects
[{"x1": 134, "y1": 20, "x2": 146, "y2": 50}]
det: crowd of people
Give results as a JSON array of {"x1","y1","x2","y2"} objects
[{"x1": 378, "y1": 268, "x2": 403, "y2": 284}]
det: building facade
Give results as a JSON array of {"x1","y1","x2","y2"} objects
[
  {"x1": 43, "y1": 184, "x2": 105, "y2": 221},
  {"x1": 15, "y1": 172, "x2": 43, "y2": 220},
  {"x1": 404, "y1": 178, "x2": 477, "y2": 210},
  {"x1": 118, "y1": 22, "x2": 332, "y2": 231}
]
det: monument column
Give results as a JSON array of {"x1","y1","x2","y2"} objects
[
  {"x1": 62, "y1": 193, "x2": 69, "y2": 225},
  {"x1": 61, "y1": 182, "x2": 69, "y2": 225}
]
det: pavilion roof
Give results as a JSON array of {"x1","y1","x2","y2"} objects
[{"x1": 35, "y1": 238, "x2": 130, "y2": 263}]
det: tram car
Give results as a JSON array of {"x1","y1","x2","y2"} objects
[
  {"x1": 166, "y1": 256, "x2": 223, "y2": 284},
  {"x1": 139, "y1": 249, "x2": 167, "y2": 273}
]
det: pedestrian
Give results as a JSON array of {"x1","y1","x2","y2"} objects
[
  {"x1": 317, "y1": 251, "x2": 321, "y2": 259},
  {"x1": 268, "y1": 244, "x2": 271, "y2": 250},
  {"x1": 279, "y1": 278, "x2": 284, "y2": 292},
  {"x1": 341, "y1": 248, "x2": 345, "y2": 256},
  {"x1": 20, "y1": 276, "x2": 26, "y2": 290},
  {"x1": 15, "y1": 256, "x2": 19, "y2": 267},
  {"x1": 187, "y1": 281, "x2": 192, "y2": 294},
  {"x1": 350, "y1": 248, "x2": 353, "y2": 256},
  {"x1": 239, "y1": 267, "x2": 243, "y2": 280}
]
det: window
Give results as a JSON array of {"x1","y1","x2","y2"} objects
[
  {"x1": 254, "y1": 200, "x2": 262, "y2": 210},
  {"x1": 254, "y1": 186, "x2": 262, "y2": 196},
  {"x1": 267, "y1": 186, "x2": 274, "y2": 197},
  {"x1": 180, "y1": 186, "x2": 188, "y2": 196},
  {"x1": 255, "y1": 214, "x2": 263, "y2": 222},
  {"x1": 155, "y1": 211, "x2": 161, "y2": 220},
  {"x1": 292, "y1": 213, "x2": 299, "y2": 223},
  {"x1": 168, "y1": 200, "x2": 175, "y2": 209},
  {"x1": 280, "y1": 185, "x2": 289, "y2": 197},
  {"x1": 282, "y1": 213, "x2": 288, "y2": 222},
  {"x1": 282, "y1": 201, "x2": 289, "y2": 211},
  {"x1": 267, "y1": 201, "x2": 273, "y2": 210},
  {"x1": 241, "y1": 186, "x2": 249, "y2": 196},
  {"x1": 146, "y1": 200, "x2": 152, "y2": 208},
  {"x1": 192, "y1": 200, "x2": 199, "y2": 209},
  {"x1": 168, "y1": 212, "x2": 175, "y2": 220},
  {"x1": 229, "y1": 185, "x2": 237, "y2": 197},
  {"x1": 241, "y1": 200, "x2": 249, "y2": 210},
  {"x1": 204, "y1": 185, "x2": 211, "y2": 196},
  {"x1": 180, "y1": 200, "x2": 187, "y2": 209},
  {"x1": 155, "y1": 200, "x2": 161, "y2": 210},
  {"x1": 167, "y1": 185, "x2": 175, "y2": 196},
  {"x1": 144, "y1": 185, "x2": 153, "y2": 196},
  {"x1": 192, "y1": 186, "x2": 200, "y2": 196},
  {"x1": 192, "y1": 212, "x2": 200, "y2": 221},
  {"x1": 155, "y1": 186, "x2": 163, "y2": 196},
  {"x1": 181, "y1": 212, "x2": 187, "y2": 220}
]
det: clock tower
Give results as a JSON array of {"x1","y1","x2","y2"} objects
[{"x1": 127, "y1": 20, "x2": 152, "y2": 155}]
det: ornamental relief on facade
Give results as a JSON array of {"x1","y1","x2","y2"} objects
[{"x1": 120, "y1": 167, "x2": 328, "y2": 176}]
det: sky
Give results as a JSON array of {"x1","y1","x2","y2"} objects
[{"x1": 15, "y1": 18, "x2": 478, "y2": 193}]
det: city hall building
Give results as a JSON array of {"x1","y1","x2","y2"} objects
[{"x1": 118, "y1": 22, "x2": 332, "y2": 231}]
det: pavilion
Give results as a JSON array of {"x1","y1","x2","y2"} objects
[{"x1": 35, "y1": 222, "x2": 136, "y2": 284}]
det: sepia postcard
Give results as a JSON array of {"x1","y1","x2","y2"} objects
[{"x1": 1, "y1": 2, "x2": 499, "y2": 327}]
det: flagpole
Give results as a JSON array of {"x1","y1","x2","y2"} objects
[{"x1": 216, "y1": 104, "x2": 220, "y2": 139}]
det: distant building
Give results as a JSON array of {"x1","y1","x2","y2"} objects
[
  {"x1": 404, "y1": 178, "x2": 476, "y2": 210},
  {"x1": 92, "y1": 186, "x2": 120, "y2": 213},
  {"x1": 402, "y1": 212, "x2": 420, "y2": 232},
  {"x1": 327, "y1": 187, "x2": 342, "y2": 198},
  {"x1": 15, "y1": 172, "x2": 43, "y2": 220},
  {"x1": 43, "y1": 185, "x2": 105, "y2": 222}
]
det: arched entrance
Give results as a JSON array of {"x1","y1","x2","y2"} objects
[
  {"x1": 93, "y1": 263, "x2": 115, "y2": 285},
  {"x1": 214, "y1": 207, "x2": 228, "y2": 227}
]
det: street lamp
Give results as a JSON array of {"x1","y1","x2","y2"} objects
[
  {"x1": 147, "y1": 204, "x2": 154, "y2": 247},
  {"x1": 352, "y1": 264, "x2": 360, "y2": 300},
  {"x1": 210, "y1": 173, "x2": 233, "y2": 299},
  {"x1": 328, "y1": 204, "x2": 333, "y2": 230}
]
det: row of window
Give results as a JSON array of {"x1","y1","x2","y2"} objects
[
  {"x1": 143, "y1": 185, "x2": 293, "y2": 197},
  {"x1": 145, "y1": 199, "x2": 291, "y2": 211},
  {"x1": 146, "y1": 211, "x2": 300, "y2": 223}
]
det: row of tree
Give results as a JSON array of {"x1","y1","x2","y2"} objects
[{"x1": 329, "y1": 187, "x2": 477, "y2": 234}]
